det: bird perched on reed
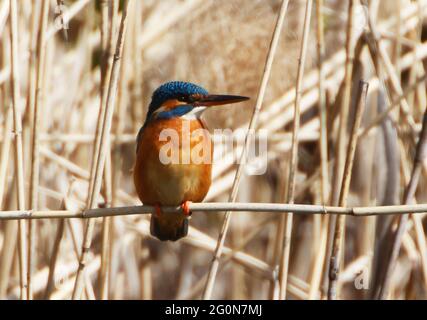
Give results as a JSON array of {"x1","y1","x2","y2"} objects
[{"x1": 134, "y1": 81, "x2": 249, "y2": 241}]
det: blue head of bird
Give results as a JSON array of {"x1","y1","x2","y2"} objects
[{"x1": 143, "y1": 81, "x2": 249, "y2": 127}]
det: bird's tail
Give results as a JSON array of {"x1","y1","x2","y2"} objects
[{"x1": 150, "y1": 213, "x2": 188, "y2": 241}]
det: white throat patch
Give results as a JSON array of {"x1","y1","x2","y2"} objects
[{"x1": 182, "y1": 106, "x2": 207, "y2": 120}]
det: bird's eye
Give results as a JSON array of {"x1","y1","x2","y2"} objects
[
  {"x1": 187, "y1": 95, "x2": 198, "y2": 103},
  {"x1": 178, "y1": 95, "x2": 187, "y2": 102}
]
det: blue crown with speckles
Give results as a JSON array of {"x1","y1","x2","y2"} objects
[{"x1": 145, "y1": 81, "x2": 209, "y2": 124}]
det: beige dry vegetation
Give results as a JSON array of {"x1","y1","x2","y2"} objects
[{"x1": 0, "y1": 0, "x2": 427, "y2": 300}]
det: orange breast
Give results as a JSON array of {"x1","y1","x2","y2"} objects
[{"x1": 133, "y1": 118, "x2": 213, "y2": 206}]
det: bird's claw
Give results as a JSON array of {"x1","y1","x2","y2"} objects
[
  {"x1": 154, "y1": 203, "x2": 162, "y2": 218},
  {"x1": 181, "y1": 201, "x2": 192, "y2": 216}
]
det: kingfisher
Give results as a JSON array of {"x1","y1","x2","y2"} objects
[{"x1": 134, "y1": 81, "x2": 249, "y2": 241}]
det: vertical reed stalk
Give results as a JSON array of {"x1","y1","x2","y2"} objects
[
  {"x1": 278, "y1": 0, "x2": 313, "y2": 300},
  {"x1": 0, "y1": 40, "x2": 14, "y2": 299},
  {"x1": 9, "y1": 0, "x2": 27, "y2": 300},
  {"x1": 330, "y1": 0, "x2": 354, "y2": 206},
  {"x1": 72, "y1": 0, "x2": 132, "y2": 299},
  {"x1": 28, "y1": 0, "x2": 49, "y2": 300},
  {"x1": 325, "y1": 0, "x2": 354, "y2": 298},
  {"x1": 309, "y1": 0, "x2": 330, "y2": 298},
  {"x1": 0, "y1": 107, "x2": 12, "y2": 207},
  {"x1": 328, "y1": 81, "x2": 369, "y2": 299},
  {"x1": 98, "y1": 0, "x2": 119, "y2": 300}
]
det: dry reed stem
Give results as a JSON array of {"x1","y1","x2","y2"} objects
[
  {"x1": 411, "y1": 214, "x2": 427, "y2": 289},
  {"x1": 0, "y1": 107, "x2": 12, "y2": 206},
  {"x1": 324, "y1": 0, "x2": 356, "y2": 301},
  {"x1": 39, "y1": 146, "x2": 135, "y2": 204},
  {"x1": 330, "y1": 0, "x2": 355, "y2": 206},
  {"x1": 406, "y1": 2, "x2": 424, "y2": 114},
  {"x1": 131, "y1": 218, "x2": 275, "y2": 279},
  {"x1": 88, "y1": 0, "x2": 117, "y2": 212},
  {"x1": 202, "y1": 0, "x2": 290, "y2": 300},
  {"x1": 99, "y1": 152, "x2": 113, "y2": 299},
  {"x1": 27, "y1": 0, "x2": 49, "y2": 300},
  {"x1": 377, "y1": 109, "x2": 427, "y2": 299},
  {"x1": 393, "y1": 0, "x2": 402, "y2": 82},
  {"x1": 55, "y1": 0, "x2": 69, "y2": 41},
  {"x1": 311, "y1": 0, "x2": 330, "y2": 299},
  {"x1": 363, "y1": 1, "x2": 418, "y2": 138},
  {"x1": 359, "y1": 74, "x2": 427, "y2": 138},
  {"x1": 0, "y1": 49, "x2": 12, "y2": 299},
  {"x1": 3, "y1": 201, "x2": 427, "y2": 220},
  {"x1": 43, "y1": 182, "x2": 76, "y2": 299},
  {"x1": 177, "y1": 218, "x2": 286, "y2": 300},
  {"x1": 46, "y1": 0, "x2": 91, "y2": 41},
  {"x1": 72, "y1": 0, "x2": 132, "y2": 299},
  {"x1": 103, "y1": 4, "x2": 136, "y2": 297},
  {"x1": 179, "y1": 217, "x2": 273, "y2": 299},
  {"x1": 98, "y1": 0, "x2": 120, "y2": 300},
  {"x1": 328, "y1": 81, "x2": 369, "y2": 299},
  {"x1": 379, "y1": 32, "x2": 421, "y2": 49},
  {"x1": 43, "y1": 217, "x2": 65, "y2": 299},
  {"x1": 398, "y1": 144, "x2": 427, "y2": 292},
  {"x1": 316, "y1": 0, "x2": 328, "y2": 207},
  {"x1": 0, "y1": 221, "x2": 17, "y2": 297},
  {"x1": 278, "y1": 0, "x2": 312, "y2": 300},
  {"x1": 0, "y1": 1, "x2": 9, "y2": 35},
  {"x1": 9, "y1": 0, "x2": 27, "y2": 300},
  {"x1": 309, "y1": 213, "x2": 328, "y2": 299}
]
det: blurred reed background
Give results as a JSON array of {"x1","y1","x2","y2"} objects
[{"x1": 0, "y1": 0, "x2": 427, "y2": 300}]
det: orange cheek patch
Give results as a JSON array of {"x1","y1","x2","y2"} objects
[{"x1": 162, "y1": 99, "x2": 187, "y2": 110}]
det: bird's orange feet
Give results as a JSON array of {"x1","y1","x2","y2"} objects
[
  {"x1": 154, "y1": 203, "x2": 162, "y2": 217},
  {"x1": 181, "y1": 201, "x2": 192, "y2": 216}
]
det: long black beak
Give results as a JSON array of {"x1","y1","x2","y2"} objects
[{"x1": 192, "y1": 94, "x2": 250, "y2": 107}]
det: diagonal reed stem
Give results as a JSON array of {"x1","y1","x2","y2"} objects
[
  {"x1": 202, "y1": 0, "x2": 290, "y2": 299},
  {"x1": 376, "y1": 108, "x2": 427, "y2": 299}
]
